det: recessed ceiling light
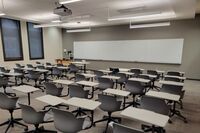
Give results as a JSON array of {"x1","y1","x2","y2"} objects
[
  {"x1": 108, "y1": 11, "x2": 176, "y2": 21},
  {"x1": 59, "y1": 0, "x2": 81, "y2": 4},
  {"x1": 51, "y1": 20, "x2": 62, "y2": 23},
  {"x1": 66, "y1": 28, "x2": 91, "y2": 33},
  {"x1": 130, "y1": 22, "x2": 170, "y2": 29},
  {"x1": 0, "y1": 13, "x2": 5, "y2": 16}
]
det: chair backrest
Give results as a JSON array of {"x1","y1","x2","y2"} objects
[
  {"x1": 37, "y1": 65, "x2": 45, "y2": 69},
  {"x1": 75, "y1": 74, "x2": 87, "y2": 82},
  {"x1": 69, "y1": 64, "x2": 79, "y2": 72},
  {"x1": 16, "y1": 63, "x2": 22, "y2": 68},
  {"x1": 164, "y1": 77, "x2": 181, "y2": 82},
  {"x1": 113, "y1": 123, "x2": 144, "y2": 133},
  {"x1": 46, "y1": 62, "x2": 52, "y2": 66},
  {"x1": 161, "y1": 84, "x2": 183, "y2": 95},
  {"x1": 110, "y1": 67, "x2": 119, "y2": 75},
  {"x1": 125, "y1": 80, "x2": 145, "y2": 95},
  {"x1": 140, "y1": 96, "x2": 170, "y2": 115},
  {"x1": 167, "y1": 71, "x2": 181, "y2": 76},
  {"x1": 52, "y1": 67, "x2": 62, "y2": 76},
  {"x1": 147, "y1": 70, "x2": 158, "y2": 75},
  {"x1": 52, "y1": 108, "x2": 83, "y2": 133},
  {"x1": 44, "y1": 82, "x2": 63, "y2": 96},
  {"x1": 0, "y1": 92, "x2": 18, "y2": 110},
  {"x1": 138, "y1": 74, "x2": 150, "y2": 80},
  {"x1": 27, "y1": 70, "x2": 40, "y2": 79},
  {"x1": 36, "y1": 61, "x2": 41, "y2": 64},
  {"x1": 57, "y1": 64, "x2": 63, "y2": 67},
  {"x1": 68, "y1": 84, "x2": 88, "y2": 98},
  {"x1": 19, "y1": 103, "x2": 44, "y2": 124},
  {"x1": 130, "y1": 69, "x2": 142, "y2": 76},
  {"x1": 0, "y1": 67, "x2": 9, "y2": 73},
  {"x1": 14, "y1": 68, "x2": 24, "y2": 74},
  {"x1": 115, "y1": 73, "x2": 127, "y2": 83},
  {"x1": 27, "y1": 64, "x2": 34, "y2": 68},
  {"x1": 93, "y1": 70, "x2": 104, "y2": 80},
  {"x1": 97, "y1": 77, "x2": 114, "y2": 90},
  {"x1": 0, "y1": 77, "x2": 8, "y2": 86},
  {"x1": 98, "y1": 94, "x2": 121, "y2": 112}
]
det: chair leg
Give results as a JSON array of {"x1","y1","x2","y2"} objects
[
  {"x1": 0, "y1": 120, "x2": 9, "y2": 126},
  {"x1": 5, "y1": 121, "x2": 12, "y2": 133}
]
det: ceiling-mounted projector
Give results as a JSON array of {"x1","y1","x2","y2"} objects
[{"x1": 54, "y1": 4, "x2": 72, "y2": 16}]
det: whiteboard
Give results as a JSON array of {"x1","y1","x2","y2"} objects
[{"x1": 73, "y1": 39, "x2": 184, "y2": 64}]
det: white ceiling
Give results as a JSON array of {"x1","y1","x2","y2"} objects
[{"x1": 1, "y1": 0, "x2": 199, "y2": 28}]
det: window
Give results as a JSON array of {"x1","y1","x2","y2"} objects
[
  {"x1": 27, "y1": 22, "x2": 44, "y2": 60},
  {"x1": 0, "y1": 18, "x2": 23, "y2": 61}
]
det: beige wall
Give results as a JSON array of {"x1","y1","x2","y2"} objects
[
  {"x1": 0, "y1": 21, "x2": 62, "y2": 69},
  {"x1": 62, "y1": 16, "x2": 200, "y2": 79}
]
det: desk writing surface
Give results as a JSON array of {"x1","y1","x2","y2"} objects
[
  {"x1": 71, "y1": 61, "x2": 90, "y2": 65},
  {"x1": 76, "y1": 81, "x2": 99, "y2": 87},
  {"x1": 118, "y1": 68, "x2": 130, "y2": 72},
  {"x1": 34, "y1": 69, "x2": 49, "y2": 73},
  {"x1": 3, "y1": 72, "x2": 22, "y2": 76},
  {"x1": 57, "y1": 66, "x2": 69, "y2": 70},
  {"x1": 140, "y1": 74, "x2": 157, "y2": 78},
  {"x1": 118, "y1": 72, "x2": 134, "y2": 76},
  {"x1": 146, "y1": 91, "x2": 180, "y2": 101},
  {"x1": 159, "y1": 80, "x2": 184, "y2": 86},
  {"x1": 128, "y1": 78, "x2": 150, "y2": 83},
  {"x1": 63, "y1": 97, "x2": 101, "y2": 110},
  {"x1": 130, "y1": 68, "x2": 145, "y2": 71},
  {"x1": 81, "y1": 73, "x2": 96, "y2": 78},
  {"x1": 99, "y1": 70, "x2": 112, "y2": 74},
  {"x1": 103, "y1": 88, "x2": 130, "y2": 97},
  {"x1": 36, "y1": 95, "x2": 66, "y2": 106},
  {"x1": 53, "y1": 79, "x2": 74, "y2": 85},
  {"x1": 121, "y1": 107, "x2": 169, "y2": 127},
  {"x1": 101, "y1": 75, "x2": 120, "y2": 80},
  {"x1": 12, "y1": 85, "x2": 40, "y2": 93}
]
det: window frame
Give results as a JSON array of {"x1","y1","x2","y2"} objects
[
  {"x1": 0, "y1": 18, "x2": 24, "y2": 61},
  {"x1": 27, "y1": 22, "x2": 44, "y2": 60}
]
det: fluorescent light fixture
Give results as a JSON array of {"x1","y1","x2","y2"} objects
[
  {"x1": 130, "y1": 22, "x2": 170, "y2": 29},
  {"x1": 108, "y1": 11, "x2": 176, "y2": 21},
  {"x1": 0, "y1": 13, "x2": 5, "y2": 16},
  {"x1": 51, "y1": 20, "x2": 62, "y2": 23},
  {"x1": 66, "y1": 28, "x2": 91, "y2": 33},
  {"x1": 59, "y1": 0, "x2": 81, "y2": 4},
  {"x1": 34, "y1": 23, "x2": 60, "y2": 28}
]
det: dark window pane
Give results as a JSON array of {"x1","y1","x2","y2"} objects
[
  {"x1": 1, "y1": 18, "x2": 23, "y2": 61},
  {"x1": 27, "y1": 22, "x2": 44, "y2": 59}
]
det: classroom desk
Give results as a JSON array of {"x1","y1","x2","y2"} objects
[
  {"x1": 33, "y1": 69, "x2": 49, "y2": 81},
  {"x1": 3, "y1": 72, "x2": 23, "y2": 85},
  {"x1": 159, "y1": 80, "x2": 184, "y2": 86},
  {"x1": 57, "y1": 66, "x2": 69, "y2": 70},
  {"x1": 71, "y1": 61, "x2": 90, "y2": 73},
  {"x1": 36, "y1": 95, "x2": 66, "y2": 106},
  {"x1": 103, "y1": 88, "x2": 130, "y2": 108},
  {"x1": 146, "y1": 91, "x2": 180, "y2": 102},
  {"x1": 53, "y1": 79, "x2": 74, "y2": 85},
  {"x1": 80, "y1": 73, "x2": 96, "y2": 81},
  {"x1": 63, "y1": 97, "x2": 101, "y2": 128},
  {"x1": 140, "y1": 74, "x2": 157, "y2": 79},
  {"x1": 146, "y1": 90, "x2": 187, "y2": 123},
  {"x1": 13, "y1": 85, "x2": 40, "y2": 105},
  {"x1": 130, "y1": 68, "x2": 145, "y2": 71},
  {"x1": 101, "y1": 75, "x2": 120, "y2": 80},
  {"x1": 128, "y1": 78, "x2": 151, "y2": 83},
  {"x1": 118, "y1": 68, "x2": 130, "y2": 72},
  {"x1": 121, "y1": 107, "x2": 169, "y2": 129},
  {"x1": 76, "y1": 81, "x2": 99, "y2": 99}
]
